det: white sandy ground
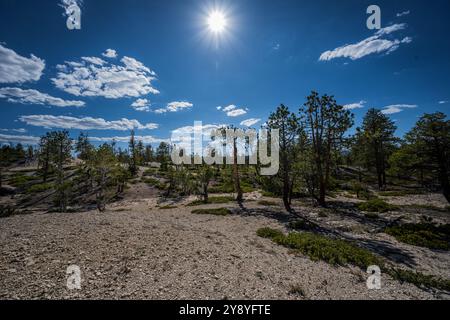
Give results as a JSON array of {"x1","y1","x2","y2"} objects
[{"x1": 1, "y1": 192, "x2": 449, "y2": 300}]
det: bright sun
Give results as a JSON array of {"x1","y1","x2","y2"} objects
[{"x1": 207, "y1": 11, "x2": 227, "y2": 33}]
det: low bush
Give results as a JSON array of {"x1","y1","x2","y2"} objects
[
  {"x1": 256, "y1": 228, "x2": 383, "y2": 269},
  {"x1": 159, "y1": 205, "x2": 178, "y2": 210},
  {"x1": 388, "y1": 268, "x2": 450, "y2": 291},
  {"x1": 26, "y1": 183, "x2": 53, "y2": 194},
  {"x1": 191, "y1": 208, "x2": 232, "y2": 216},
  {"x1": 364, "y1": 212, "x2": 379, "y2": 219},
  {"x1": 357, "y1": 198, "x2": 398, "y2": 213},
  {"x1": 288, "y1": 220, "x2": 315, "y2": 231},
  {"x1": 187, "y1": 196, "x2": 234, "y2": 206},
  {"x1": 385, "y1": 223, "x2": 450, "y2": 250}
]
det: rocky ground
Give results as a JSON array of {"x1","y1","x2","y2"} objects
[{"x1": 1, "y1": 187, "x2": 449, "y2": 300}]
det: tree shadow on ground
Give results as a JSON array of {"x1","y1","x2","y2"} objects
[{"x1": 234, "y1": 202, "x2": 418, "y2": 268}]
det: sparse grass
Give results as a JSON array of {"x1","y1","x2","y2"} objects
[
  {"x1": 142, "y1": 176, "x2": 167, "y2": 190},
  {"x1": 288, "y1": 284, "x2": 306, "y2": 297},
  {"x1": 258, "y1": 200, "x2": 278, "y2": 206},
  {"x1": 357, "y1": 198, "x2": 398, "y2": 213},
  {"x1": 318, "y1": 210, "x2": 329, "y2": 218},
  {"x1": 379, "y1": 190, "x2": 425, "y2": 197},
  {"x1": 288, "y1": 220, "x2": 315, "y2": 231},
  {"x1": 257, "y1": 227, "x2": 285, "y2": 240},
  {"x1": 385, "y1": 223, "x2": 450, "y2": 250},
  {"x1": 26, "y1": 183, "x2": 53, "y2": 194},
  {"x1": 403, "y1": 204, "x2": 450, "y2": 213},
  {"x1": 256, "y1": 228, "x2": 383, "y2": 269},
  {"x1": 187, "y1": 196, "x2": 234, "y2": 206},
  {"x1": 261, "y1": 191, "x2": 280, "y2": 197},
  {"x1": 388, "y1": 268, "x2": 450, "y2": 291},
  {"x1": 191, "y1": 208, "x2": 232, "y2": 216},
  {"x1": 364, "y1": 212, "x2": 379, "y2": 219},
  {"x1": 9, "y1": 173, "x2": 36, "y2": 187},
  {"x1": 159, "y1": 205, "x2": 178, "y2": 210},
  {"x1": 0, "y1": 205, "x2": 17, "y2": 218}
]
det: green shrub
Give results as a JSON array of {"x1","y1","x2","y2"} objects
[
  {"x1": 288, "y1": 284, "x2": 305, "y2": 297},
  {"x1": 159, "y1": 205, "x2": 178, "y2": 210},
  {"x1": 318, "y1": 210, "x2": 329, "y2": 218},
  {"x1": 365, "y1": 212, "x2": 379, "y2": 219},
  {"x1": 388, "y1": 268, "x2": 450, "y2": 291},
  {"x1": 187, "y1": 196, "x2": 234, "y2": 206},
  {"x1": 256, "y1": 227, "x2": 285, "y2": 240},
  {"x1": 358, "y1": 199, "x2": 398, "y2": 213},
  {"x1": 256, "y1": 228, "x2": 383, "y2": 269},
  {"x1": 404, "y1": 204, "x2": 450, "y2": 213},
  {"x1": 9, "y1": 173, "x2": 36, "y2": 187},
  {"x1": 0, "y1": 205, "x2": 17, "y2": 218},
  {"x1": 379, "y1": 190, "x2": 424, "y2": 197},
  {"x1": 26, "y1": 183, "x2": 53, "y2": 194},
  {"x1": 385, "y1": 223, "x2": 449, "y2": 250},
  {"x1": 191, "y1": 208, "x2": 232, "y2": 216},
  {"x1": 288, "y1": 220, "x2": 315, "y2": 231}
]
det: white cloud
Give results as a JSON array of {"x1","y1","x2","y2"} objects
[
  {"x1": 0, "y1": 133, "x2": 40, "y2": 145},
  {"x1": 240, "y1": 118, "x2": 261, "y2": 127},
  {"x1": 0, "y1": 87, "x2": 85, "y2": 107},
  {"x1": 216, "y1": 106, "x2": 222, "y2": 110},
  {"x1": 319, "y1": 24, "x2": 411, "y2": 61},
  {"x1": 89, "y1": 135, "x2": 167, "y2": 144},
  {"x1": 438, "y1": 100, "x2": 448, "y2": 104},
  {"x1": 0, "y1": 44, "x2": 45, "y2": 83},
  {"x1": 343, "y1": 100, "x2": 366, "y2": 110},
  {"x1": 19, "y1": 115, "x2": 159, "y2": 131},
  {"x1": 396, "y1": 10, "x2": 410, "y2": 17},
  {"x1": 81, "y1": 56, "x2": 106, "y2": 66},
  {"x1": 102, "y1": 49, "x2": 118, "y2": 59},
  {"x1": 219, "y1": 104, "x2": 247, "y2": 117},
  {"x1": 154, "y1": 101, "x2": 193, "y2": 114},
  {"x1": 222, "y1": 105, "x2": 237, "y2": 112},
  {"x1": 131, "y1": 98, "x2": 150, "y2": 112},
  {"x1": 227, "y1": 108, "x2": 247, "y2": 117},
  {"x1": 52, "y1": 54, "x2": 159, "y2": 99},
  {"x1": 0, "y1": 128, "x2": 27, "y2": 133},
  {"x1": 381, "y1": 104, "x2": 418, "y2": 115}
]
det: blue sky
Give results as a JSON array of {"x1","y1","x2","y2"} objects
[{"x1": 0, "y1": 0, "x2": 449, "y2": 147}]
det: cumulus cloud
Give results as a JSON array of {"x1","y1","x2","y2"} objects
[
  {"x1": 227, "y1": 108, "x2": 247, "y2": 117},
  {"x1": 19, "y1": 115, "x2": 159, "y2": 131},
  {"x1": 102, "y1": 49, "x2": 118, "y2": 59},
  {"x1": 0, "y1": 133, "x2": 40, "y2": 145},
  {"x1": 89, "y1": 135, "x2": 167, "y2": 144},
  {"x1": 319, "y1": 24, "x2": 411, "y2": 61},
  {"x1": 240, "y1": 118, "x2": 261, "y2": 127},
  {"x1": 396, "y1": 10, "x2": 410, "y2": 17},
  {"x1": 219, "y1": 104, "x2": 247, "y2": 117},
  {"x1": 154, "y1": 101, "x2": 193, "y2": 114},
  {"x1": 381, "y1": 104, "x2": 418, "y2": 115},
  {"x1": 131, "y1": 98, "x2": 150, "y2": 112},
  {"x1": 0, "y1": 87, "x2": 85, "y2": 107},
  {"x1": 81, "y1": 56, "x2": 106, "y2": 66},
  {"x1": 0, "y1": 128, "x2": 27, "y2": 133},
  {"x1": 0, "y1": 44, "x2": 45, "y2": 83},
  {"x1": 52, "y1": 53, "x2": 159, "y2": 99},
  {"x1": 343, "y1": 100, "x2": 366, "y2": 110}
]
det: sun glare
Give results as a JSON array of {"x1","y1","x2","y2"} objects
[{"x1": 207, "y1": 11, "x2": 227, "y2": 33}]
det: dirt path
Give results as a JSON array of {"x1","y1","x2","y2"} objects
[{"x1": 0, "y1": 196, "x2": 447, "y2": 300}]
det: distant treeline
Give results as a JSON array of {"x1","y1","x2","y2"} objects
[{"x1": 1, "y1": 91, "x2": 449, "y2": 212}]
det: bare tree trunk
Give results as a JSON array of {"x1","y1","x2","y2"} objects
[{"x1": 233, "y1": 137, "x2": 243, "y2": 203}]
